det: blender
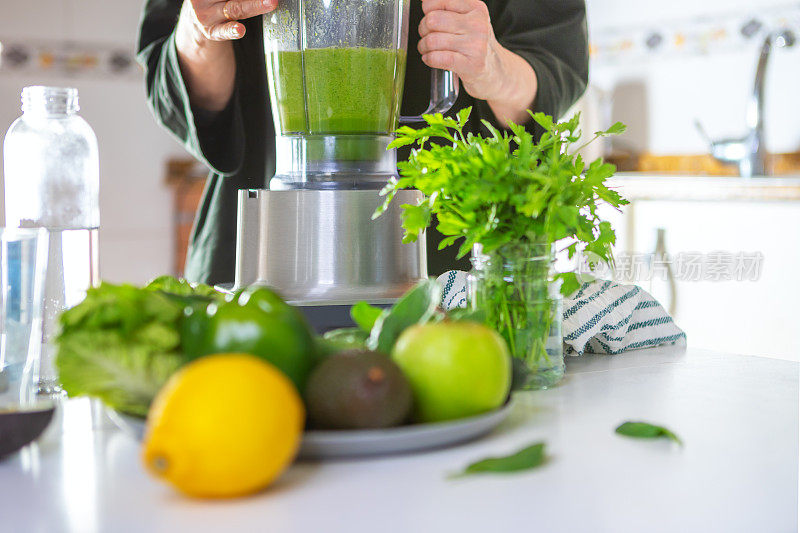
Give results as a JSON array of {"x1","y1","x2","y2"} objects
[{"x1": 234, "y1": 0, "x2": 459, "y2": 330}]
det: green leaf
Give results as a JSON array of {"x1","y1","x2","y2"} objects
[
  {"x1": 438, "y1": 235, "x2": 460, "y2": 250},
  {"x1": 400, "y1": 202, "x2": 431, "y2": 237},
  {"x1": 436, "y1": 211, "x2": 469, "y2": 234},
  {"x1": 457, "y1": 106, "x2": 472, "y2": 126},
  {"x1": 531, "y1": 112, "x2": 554, "y2": 132},
  {"x1": 372, "y1": 189, "x2": 396, "y2": 219},
  {"x1": 55, "y1": 282, "x2": 189, "y2": 416},
  {"x1": 557, "y1": 272, "x2": 582, "y2": 297},
  {"x1": 401, "y1": 231, "x2": 421, "y2": 244},
  {"x1": 615, "y1": 421, "x2": 683, "y2": 445},
  {"x1": 455, "y1": 238, "x2": 473, "y2": 259},
  {"x1": 558, "y1": 112, "x2": 581, "y2": 136},
  {"x1": 317, "y1": 328, "x2": 369, "y2": 357},
  {"x1": 450, "y1": 442, "x2": 548, "y2": 478},
  {"x1": 350, "y1": 301, "x2": 385, "y2": 332},
  {"x1": 585, "y1": 159, "x2": 616, "y2": 184},
  {"x1": 480, "y1": 118, "x2": 504, "y2": 141},
  {"x1": 387, "y1": 136, "x2": 418, "y2": 150},
  {"x1": 395, "y1": 125, "x2": 420, "y2": 136},
  {"x1": 368, "y1": 279, "x2": 442, "y2": 354},
  {"x1": 597, "y1": 122, "x2": 626, "y2": 136},
  {"x1": 145, "y1": 275, "x2": 224, "y2": 300}
]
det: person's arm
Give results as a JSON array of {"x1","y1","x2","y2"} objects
[
  {"x1": 418, "y1": 0, "x2": 588, "y2": 129},
  {"x1": 136, "y1": 0, "x2": 273, "y2": 174},
  {"x1": 174, "y1": 0, "x2": 276, "y2": 111},
  {"x1": 174, "y1": 1, "x2": 237, "y2": 112}
]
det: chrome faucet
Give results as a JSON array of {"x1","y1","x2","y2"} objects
[{"x1": 696, "y1": 29, "x2": 796, "y2": 177}]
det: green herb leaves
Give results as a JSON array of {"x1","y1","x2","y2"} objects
[
  {"x1": 376, "y1": 108, "x2": 628, "y2": 296},
  {"x1": 368, "y1": 279, "x2": 441, "y2": 354},
  {"x1": 615, "y1": 421, "x2": 683, "y2": 445},
  {"x1": 350, "y1": 301, "x2": 384, "y2": 332},
  {"x1": 451, "y1": 442, "x2": 548, "y2": 478},
  {"x1": 450, "y1": 421, "x2": 683, "y2": 480}
]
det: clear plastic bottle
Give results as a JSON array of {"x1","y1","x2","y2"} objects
[{"x1": 3, "y1": 86, "x2": 100, "y2": 394}]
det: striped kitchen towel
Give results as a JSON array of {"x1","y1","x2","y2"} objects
[{"x1": 436, "y1": 271, "x2": 686, "y2": 355}]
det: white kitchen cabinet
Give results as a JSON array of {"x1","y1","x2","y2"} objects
[{"x1": 602, "y1": 176, "x2": 800, "y2": 361}]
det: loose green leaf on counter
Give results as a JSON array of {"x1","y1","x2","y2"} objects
[
  {"x1": 368, "y1": 279, "x2": 442, "y2": 354},
  {"x1": 450, "y1": 442, "x2": 548, "y2": 478},
  {"x1": 615, "y1": 421, "x2": 683, "y2": 445},
  {"x1": 351, "y1": 301, "x2": 385, "y2": 332}
]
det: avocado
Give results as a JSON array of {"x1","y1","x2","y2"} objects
[{"x1": 305, "y1": 350, "x2": 413, "y2": 430}]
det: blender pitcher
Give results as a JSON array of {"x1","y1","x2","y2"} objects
[
  {"x1": 235, "y1": 0, "x2": 458, "y2": 316},
  {"x1": 264, "y1": 0, "x2": 459, "y2": 189}
]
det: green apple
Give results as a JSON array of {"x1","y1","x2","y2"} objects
[{"x1": 391, "y1": 321, "x2": 511, "y2": 423}]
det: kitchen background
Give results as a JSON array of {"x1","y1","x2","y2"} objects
[{"x1": 0, "y1": 0, "x2": 798, "y2": 358}]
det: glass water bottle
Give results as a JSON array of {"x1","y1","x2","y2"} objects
[{"x1": 3, "y1": 86, "x2": 100, "y2": 394}]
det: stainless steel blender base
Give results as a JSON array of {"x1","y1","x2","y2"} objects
[{"x1": 234, "y1": 188, "x2": 427, "y2": 305}]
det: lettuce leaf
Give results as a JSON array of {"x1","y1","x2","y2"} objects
[
  {"x1": 145, "y1": 275, "x2": 224, "y2": 299},
  {"x1": 55, "y1": 281, "x2": 205, "y2": 417}
]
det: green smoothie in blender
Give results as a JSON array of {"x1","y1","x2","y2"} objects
[{"x1": 267, "y1": 47, "x2": 407, "y2": 160}]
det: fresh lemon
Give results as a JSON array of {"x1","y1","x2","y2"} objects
[{"x1": 142, "y1": 353, "x2": 305, "y2": 498}]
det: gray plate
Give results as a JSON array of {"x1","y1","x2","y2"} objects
[
  {"x1": 108, "y1": 401, "x2": 513, "y2": 459},
  {"x1": 298, "y1": 401, "x2": 513, "y2": 459}
]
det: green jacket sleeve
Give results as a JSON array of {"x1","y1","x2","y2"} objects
[
  {"x1": 136, "y1": 0, "x2": 245, "y2": 175},
  {"x1": 477, "y1": 0, "x2": 589, "y2": 132}
]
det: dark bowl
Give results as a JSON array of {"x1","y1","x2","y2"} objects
[{"x1": 0, "y1": 404, "x2": 55, "y2": 458}]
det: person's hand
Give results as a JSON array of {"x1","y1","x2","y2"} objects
[
  {"x1": 417, "y1": 0, "x2": 538, "y2": 125},
  {"x1": 417, "y1": 0, "x2": 504, "y2": 101},
  {"x1": 182, "y1": 0, "x2": 277, "y2": 42}
]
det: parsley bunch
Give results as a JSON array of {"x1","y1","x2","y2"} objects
[{"x1": 375, "y1": 108, "x2": 627, "y2": 296}]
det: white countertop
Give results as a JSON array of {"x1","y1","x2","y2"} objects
[
  {"x1": 1, "y1": 346, "x2": 797, "y2": 533},
  {"x1": 609, "y1": 173, "x2": 800, "y2": 201}
]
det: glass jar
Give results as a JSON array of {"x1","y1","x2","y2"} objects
[
  {"x1": 3, "y1": 86, "x2": 100, "y2": 395},
  {"x1": 469, "y1": 242, "x2": 564, "y2": 390}
]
